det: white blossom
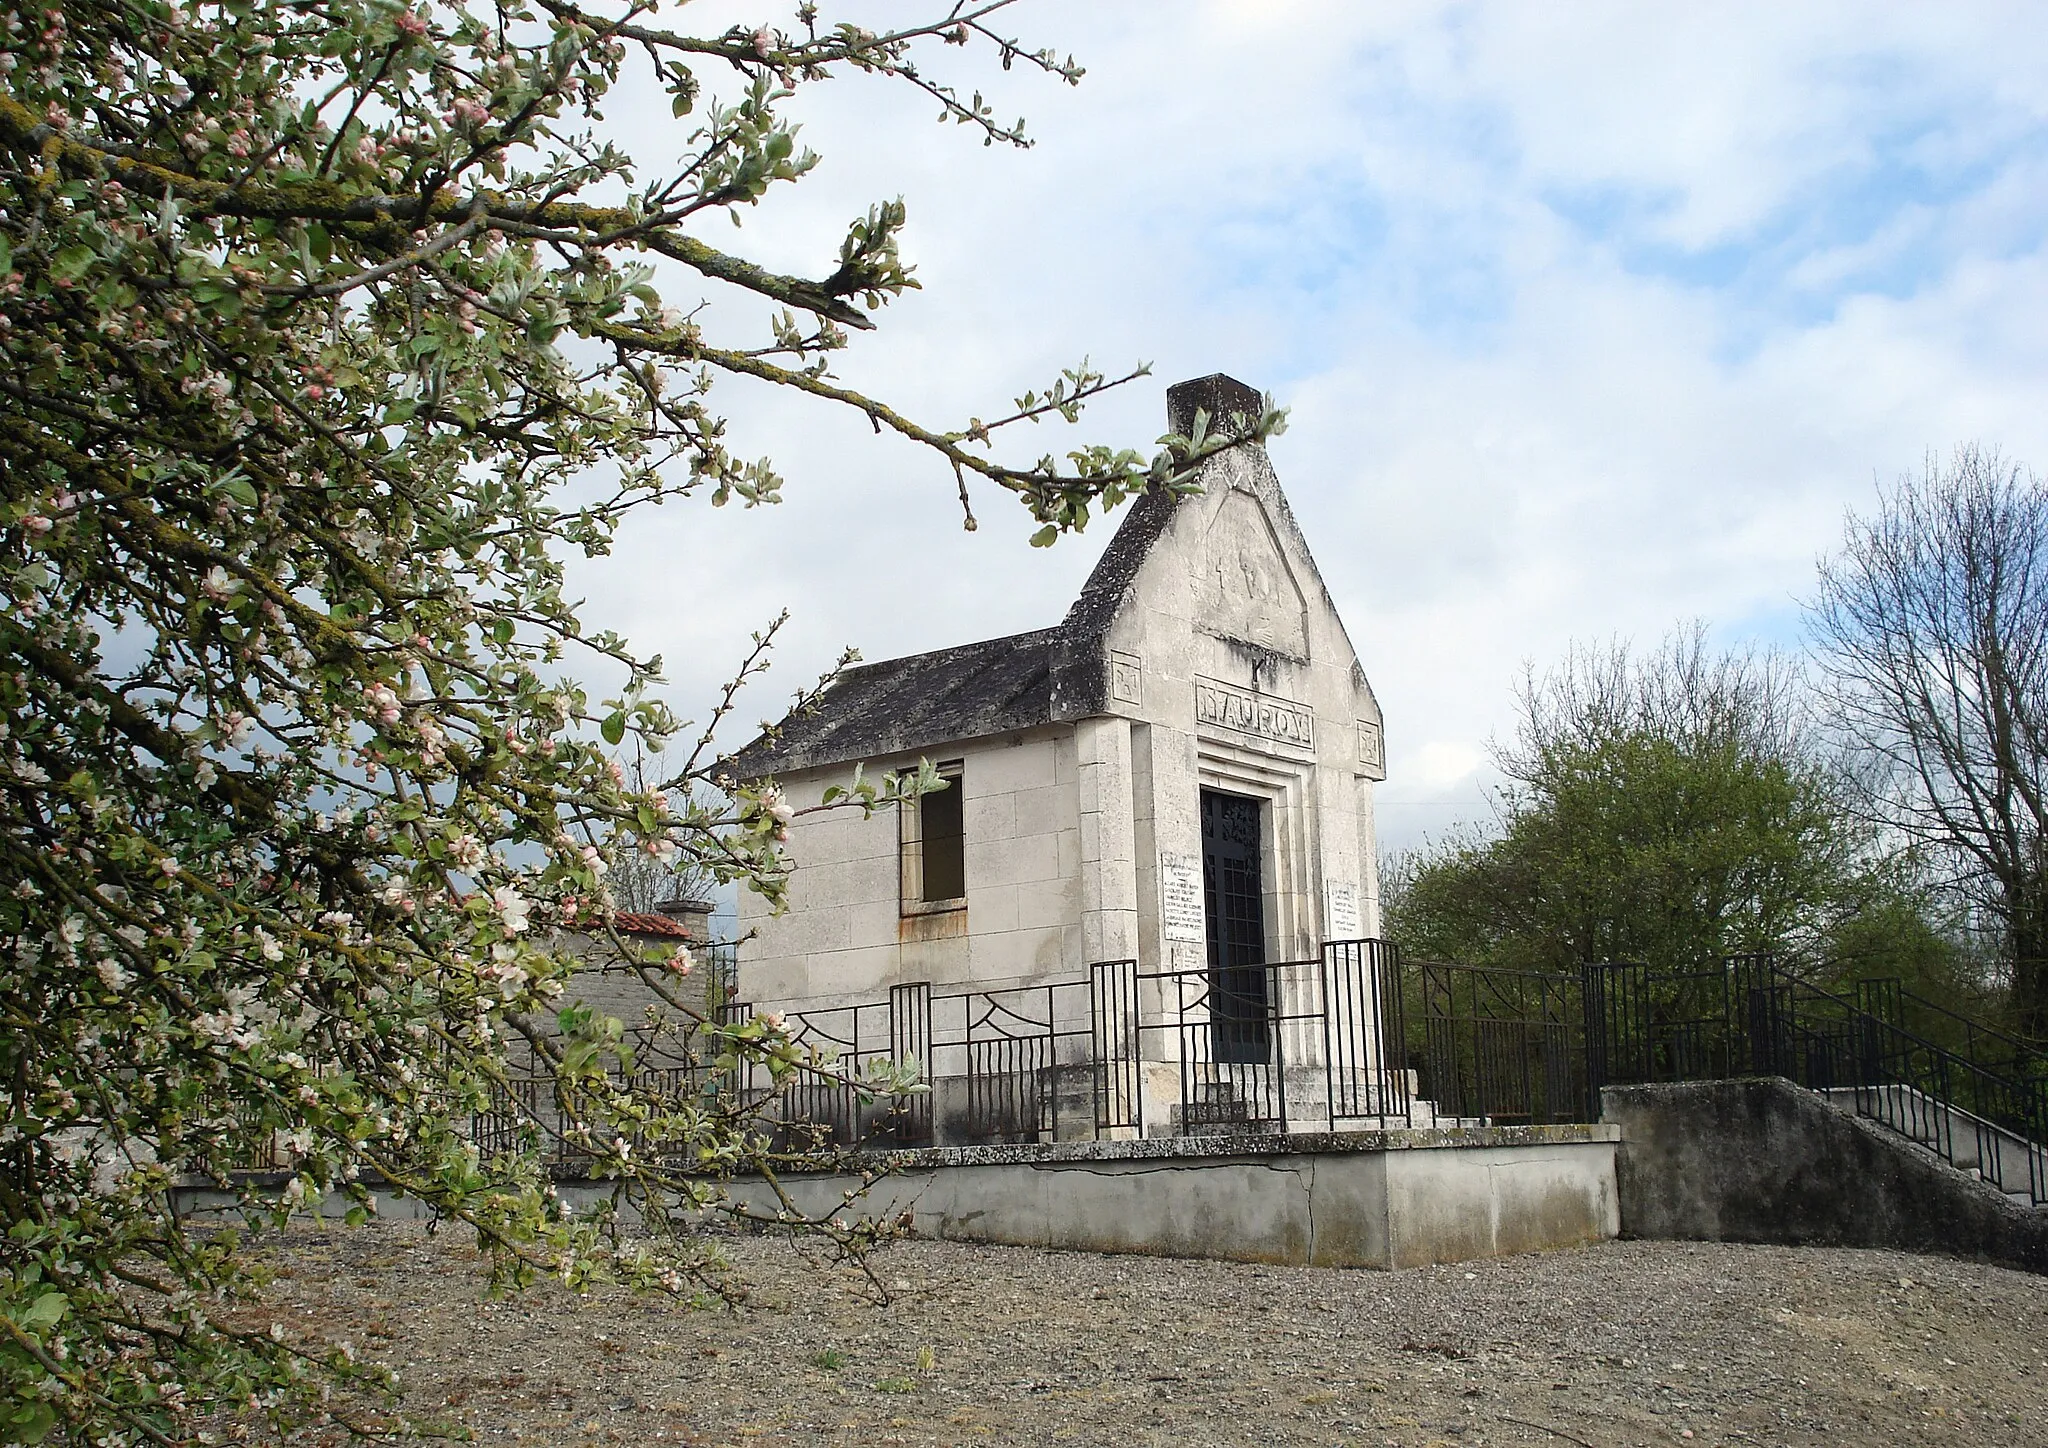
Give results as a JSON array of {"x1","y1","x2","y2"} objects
[{"x1": 491, "y1": 885, "x2": 531, "y2": 935}]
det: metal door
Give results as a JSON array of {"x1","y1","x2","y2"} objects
[{"x1": 1201, "y1": 789, "x2": 1270, "y2": 1063}]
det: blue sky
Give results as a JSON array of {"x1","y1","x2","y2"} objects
[{"x1": 568, "y1": 1, "x2": 2048, "y2": 854}]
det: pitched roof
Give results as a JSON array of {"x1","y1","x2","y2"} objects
[
  {"x1": 728, "y1": 376, "x2": 1270, "y2": 780},
  {"x1": 730, "y1": 626, "x2": 1062, "y2": 777},
  {"x1": 613, "y1": 911, "x2": 692, "y2": 938},
  {"x1": 729, "y1": 482, "x2": 1193, "y2": 779}
]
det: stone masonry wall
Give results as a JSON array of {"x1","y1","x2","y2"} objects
[{"x1": 737, "y1": 726, "x2": 1081, "y2": 1011}]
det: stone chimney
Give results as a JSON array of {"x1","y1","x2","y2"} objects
[
  {"x1": 1167, "y1": 373, "x2": 1263, "y2": 439},
  {"x1": 654, "y1": 895, "x2": 716, "y2": 944}
]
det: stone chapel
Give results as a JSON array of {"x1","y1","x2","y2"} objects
[{"x1": 732, "y1": 374, "x2": 1388, "y2": 1053}]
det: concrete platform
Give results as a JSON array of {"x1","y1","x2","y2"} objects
[{"x1": 728, "y1": 1124, "x2": 1621, "y2": 1270}]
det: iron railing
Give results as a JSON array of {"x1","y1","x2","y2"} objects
[
  {"x1": 1732, "y1": 961, "x2": 2048, "y2": 1203},
  {"x1": 717, "y1": 977, "x2": 1101, "y2": 1150},
  {"x1": 1854, "y1": 977, "x2": 2048, "y2": 1087},
  {"x1": 1413, "y1": 960, "x2": 1586, "y2": 1125},
  {"x1": 1582, "y1": 959, "x2": 1739, "y2": 1091},
  {"x1": 457, "y1": 938, "x2": 2048, "y2": 1201},
  {"x1": 1578, "y1": 954, "x2": 2048, "y2": 1204},
  {"x1": 1091, "y1": 940, "x2": 1410, "y2": 1136}
]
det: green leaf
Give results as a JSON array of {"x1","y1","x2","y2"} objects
[
  {"x1": 601, "y1": 711, "x2": 625, "y2": 745},
  {"x1": 20, "y1": 1292, "x2": 67, "y2": 1331},
  {"x1": 51, "y1": 245, "x2": 96, "y2": 282},
  {"x1": 7, "y1": 1401, "x2": 54, "y2": 1444},
  {"x1": 307, "y1": 222, "x2": 332, "y2": 264}
]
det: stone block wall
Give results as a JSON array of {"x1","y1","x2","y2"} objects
[{"x1": 737, "y1": 727, "x2": 1083, "y2": 1011}]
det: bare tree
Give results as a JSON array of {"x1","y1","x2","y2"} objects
[
  {"x1": 606, "y1": 746, "x2": 718, "y2": 915},
  {"x1": 1501, "y1": 623, "x2": 1812, "y2": 787},
  {"x1": 1811, "y1": 445, "x2": 2048, "y2": 1037}
]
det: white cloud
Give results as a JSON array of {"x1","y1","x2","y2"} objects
[{"x1": 564, "y1": 2, "x2": 2048, "y2": 852}]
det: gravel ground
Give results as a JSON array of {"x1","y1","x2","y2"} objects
[{"x1": 246, "y1": 1221, "x2": 2048, "y2": 1447}]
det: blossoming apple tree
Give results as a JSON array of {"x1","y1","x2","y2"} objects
[{"x1": 0, "y1": 0, "x2": 1280, "y2": 1440}]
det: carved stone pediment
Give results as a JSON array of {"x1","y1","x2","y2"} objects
[{"x1": 1197, "y1": 489, "x2": 1309, "y2": 659}]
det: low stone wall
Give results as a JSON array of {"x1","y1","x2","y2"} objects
[
  {"x1": 177, "y1": 1127, "x2": 1620, "y2": 1271},
  {"x1": 724, "y1": 1125, "x2": 1621, "y2": 1270},
  {"x1": 1600, "y1": 1077, "x2": 2048, "y2": 1273}
]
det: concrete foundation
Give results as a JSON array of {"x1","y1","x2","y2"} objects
[
  {"x1": 725, "y1": 1124, "x2": 1620, "y2": 1270},
  {"x1": 1601, "y1": 1077, "x2": 2048, "y2": 1273}
]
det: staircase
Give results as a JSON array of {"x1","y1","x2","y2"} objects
[
  {"x1": 1169, "y1": 1080, "x2": 1283, "y2": 1135},
  {"x1": 1586, "y1": 955, "x2": 2048, "y2": 1208},
  {"x1": 1821, "y1": 1084, "x2": 2048, "y2": 1205},
  {"x1": 1602, "y1": 1076, "x2": 2048, "y2": 1275},
  {"x1": 1164, "y1": 1073, "x2": 1472, "y2": 1135}
]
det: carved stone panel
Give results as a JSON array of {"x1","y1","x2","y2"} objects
[
  {"x1": 1110, "y1": 650, "x2": 1143, "y2": 706},
  {"x1": 1194, "y1": 676, "x2": 1314, "y2": 754},
  {"x1": 1357, "y1": 719, "x2": 1385, "y2": 778},
  {"x1": 1197, "y1": 490, "x2": 1310, "y2": 658}
]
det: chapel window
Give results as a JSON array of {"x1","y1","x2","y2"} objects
[{"x1": 903, "y1": 761, "x2": 966, "y2": 910}]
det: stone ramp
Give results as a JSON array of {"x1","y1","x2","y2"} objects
[{"x1": 1601, "y1": 1076, "x2": 2048, "y2": 1274}]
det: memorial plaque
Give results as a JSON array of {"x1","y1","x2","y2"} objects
[
  {"x1": 1160, "y1": 851, "x2": 1205, "y2": 943},
  {"x1": 1193, "y1": 675, "x2": 1314, "y2": 751},
  {"x1": 1325, "y1": 881, "x2": 1361, "y2": 941}
]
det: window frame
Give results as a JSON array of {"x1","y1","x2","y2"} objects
[{"x1": 899, "y1": 759, "x2": 967, "y2": 916}]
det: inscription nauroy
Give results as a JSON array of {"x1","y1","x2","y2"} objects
[{"x1": 1194, "y1": 676, "x2": 1314, "y2": 749}]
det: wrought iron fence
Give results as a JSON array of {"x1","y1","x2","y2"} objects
[
  {"x1": 1413, "y1": 960, "x2": 1586, "y2": 1125},
  {"x1": 1326, "y1": 939, "x2": 1412, "y2": 1124},
  {"x1": 1582, "y1": 959, "x2": 1740, "y2": 1090},
  {"x1": 1574, "y1": 953, "x2": 2048, "y2": 1204},
  {"x1": 1090, "y1": 958, "x2": 1143, "y2": 1137},
  {"x1": 1732, "y1": 960, "x2": 2048, "y2": 1203},
  {"x1": 716, "y1": 977, "x2": 1101, "y2": 1151},
  {"x1": 1855, "y1": 976, "x2": 2048, "y2": 1088},
  {"x1": 455, "y1": 938, "x2": 2048, "y2": 1199},
  {"x1": 1094, "y1": 939, "x2": 1411, "y2": 1136}
]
